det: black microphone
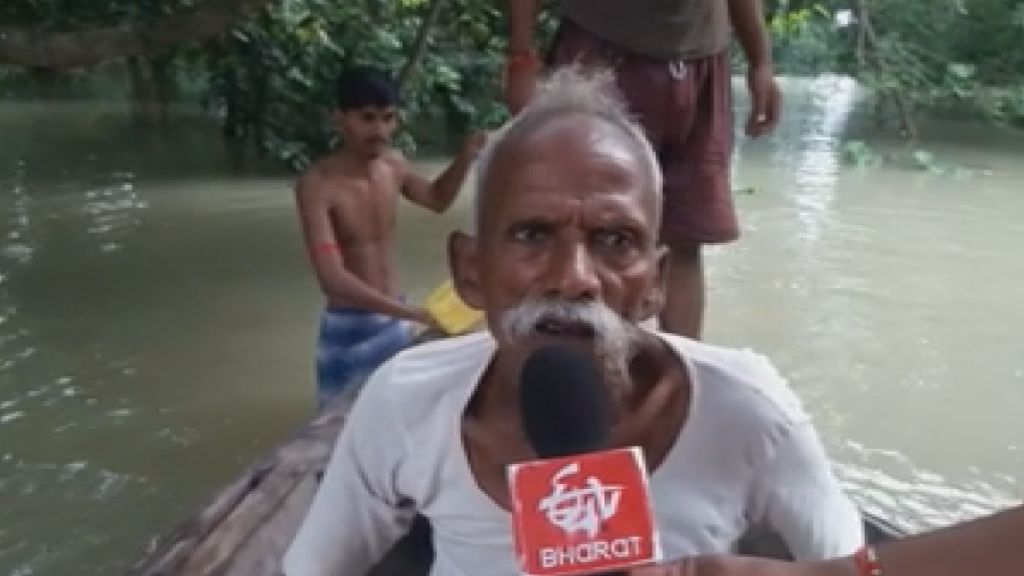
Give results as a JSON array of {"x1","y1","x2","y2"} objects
[
  {"x1": 519, "y1": 343, "x2": 613, "y2": 458},
  {"x1": 515, "y1": 344, "x2": 652, "y2": 575}
]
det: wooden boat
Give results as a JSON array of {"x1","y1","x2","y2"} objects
[{"x1": 127, "y1": 381, "x2": 903, "y2": 576}]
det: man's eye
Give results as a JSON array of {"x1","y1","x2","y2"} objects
[
  {"x1": 593, "y1": 230, "x2": 635, "y2": 251},
  {"x1": 509, "y1": 224, "x2": 551, "y2": 244}
]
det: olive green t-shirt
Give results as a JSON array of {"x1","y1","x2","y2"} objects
[{"x1": 559, "y1": 0, "x2": 731, "y2": 60}]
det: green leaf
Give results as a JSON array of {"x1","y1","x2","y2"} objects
[
  {"x1": 947, "y1": 63, "x2": 975, "y2": 79},
  {"x1": 841, "y1": 140, "x2": 882, "y2": 168}
]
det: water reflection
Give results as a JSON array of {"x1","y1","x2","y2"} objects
[
  {"x1": 718, "y1": 76, "x2": 1023, "y2": 533},
  {"x1": 3, "y1": 163, "x2": 36, "y2": 265},
  {"x1": 82, "y1": 171, "x2": 148, "y2": 253},
  {"x1": 838, "y1": 443, "x2": 1020, "y2": 533},
  {"x1": 787, "y1": 75, "x2": 859, "y2": 243},
  {"x1": 1, "y1": 164, "x2": 33, "y2": 433}
]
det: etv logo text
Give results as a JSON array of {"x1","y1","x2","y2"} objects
[
  {"x1": 538, "y1": 461, "x2": 623, "y2": 538},
  {"x1": 508, "y1": 447, "x2": 658, "y2": 575}
]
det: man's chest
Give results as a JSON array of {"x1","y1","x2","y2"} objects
[
  {"x1": 415, "y1": 431, "x2": 754, "y2": 561},
  {"x1": 419, "y1": 469, "x2": 752, "y2": 563},
  {"x1": 327, "y1": 179, "x2": 398, "y2": 241}
]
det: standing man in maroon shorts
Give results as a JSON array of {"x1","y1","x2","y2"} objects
[{"x1": 504, "y1": 0, "x2": 782, "y2": 339}]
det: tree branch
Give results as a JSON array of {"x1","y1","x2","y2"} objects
[
  {"x1": 397, "y1": 0, "x2": 449, "y2": 87},
  {"x1": 0, "y1": 0, "x2": 276, "y2": 69},
  {"x1": 856, "y1": 0, "x2": 917, "y2": 139}
]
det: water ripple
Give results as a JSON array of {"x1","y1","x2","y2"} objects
[
  {"x1": 2, "y1": 164, "x2": 37, "y2": 265},
  {"x1": 0, "y1": 456, "x2": 143, "y2": 502},
  {"x1": 1, "y1": 411, "x2": 24, "y2": 424},
  {"x1": 839, "y1": 441, "x2": 1020, "y2": 533},
  {"x1": 80, "y1": 174, "x2": 148, "y2": 252}
]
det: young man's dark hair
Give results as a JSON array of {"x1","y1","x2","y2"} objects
[{"x1": 335, "y1": 66, "x2": 401, "y2": 110}]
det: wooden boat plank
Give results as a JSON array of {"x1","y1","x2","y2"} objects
[
  {"x1": 224, "y1": 474, "x2": 320, "y2": 576},
  {"x1": 180, "y1": 463, "x2": 308, "y2": 575},
  {"x1": 130, "y1": 393, "x2": 355, "y2": 576},
  {"x1": 133, "y1": 468, "x2": 271, "y2": 576}
]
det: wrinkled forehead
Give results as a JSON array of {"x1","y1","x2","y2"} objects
[{"x1": 478, "y1": 116, "x2": 659, "y2": 231}]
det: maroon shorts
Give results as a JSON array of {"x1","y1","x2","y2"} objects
[{"x1": 547, "y1": 20, "x2": 739, "y2": 247}]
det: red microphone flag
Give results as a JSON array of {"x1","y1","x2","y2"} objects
[{"x1": 507, "y1": 446, "x2": 662, "y2": 576}]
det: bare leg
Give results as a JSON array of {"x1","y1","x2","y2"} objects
[{"x1": 659, "y1": 244, "x2": 705, "y2": 340}]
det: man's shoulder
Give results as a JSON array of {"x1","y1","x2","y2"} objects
[
  {"x1": 296, "y1": 157, "x2": 341, "y2": 197},
  {"x1": 359, "y1": 331, "x2": 495, "y2": 418},
  {"x1": 658, "y1": 332, "x2": 808, "y2": 426},
  {"x1": 389, "y1": 330, "x2": 494, "y2": 377}
]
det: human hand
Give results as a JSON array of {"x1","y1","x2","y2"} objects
[
  {"x1": 630, "y1": 555, "x2": 853, "y2": 576},
  {"x1": 746, "y1": 63, "x2": 782, "y2": 137},
  {"x1": 503, "y1": 52, "x2": 540, "y2": 114},
  {"x1": 412, "y1": 308, "x2": 444, "y2": 333}
]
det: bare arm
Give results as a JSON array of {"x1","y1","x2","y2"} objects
[
  {"x1": 295, "y1": 176, "x2": 428, "y2": 323},
  {"x1": 396, "y1": 134, "x2": 484, "y2": 213},
  {"x1": 633, "y1": 505, "x2": 1024, "y2": 576},
  {"x1": 815, "y1": 506, "x2": 1024, "y2": 576},
  {"x1": 728, "y1": 0, "x2": 782, "y2": 136},
  {"x1": 503, "y1": 0, "x2": 542, "y2": 112},
  {"x1": 728, "y1": 0, "x2": 771, "y2": 67},
  {"x1": 867, "y1": 505, "x2": 1024, "y2": 576},
  {"x1": 506, "y1": 0, "x2": 539, "y2": 52}
]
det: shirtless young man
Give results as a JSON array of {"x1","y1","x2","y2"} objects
[{"x1": 295, "y1": 66, "x2": 484, "y2": 407}]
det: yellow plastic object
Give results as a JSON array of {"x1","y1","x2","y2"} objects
[{"x1": 423, "y1": 279, "x2": 484, "y2": 335}]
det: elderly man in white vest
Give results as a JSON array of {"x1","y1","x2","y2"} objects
[{"x1": 283, "y1": 67, "x2": 859, "y2": 576}]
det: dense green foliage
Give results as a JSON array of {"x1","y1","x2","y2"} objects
[
  {"x1": 765, "y1": 0, "x2": 1024, "y2": 134},
  {"x1": 198, "y1": 0, "x2": 519, "y2": 167},
  {"x1": 1, "y1": 0, "x2": 1022, "y2": 168}
]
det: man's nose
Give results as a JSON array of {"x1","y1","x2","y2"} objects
[{"x1": 543, "y1": 241, "x2": 601, "y2": 302}]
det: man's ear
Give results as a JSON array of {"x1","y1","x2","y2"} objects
[
  {"x1": 448, "y1": 231, "x2": 484, "y2": 310},
  {"x1": 640, "y1": 245, "x2": 670, "y2": 320}
]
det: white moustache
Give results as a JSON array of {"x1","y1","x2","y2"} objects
[
  {"x1": 499, "y1": 298, "x2": 640, "y2": 383},
  {"x1": 499, "y1": 298, "x2": 618, "y2": 340}
]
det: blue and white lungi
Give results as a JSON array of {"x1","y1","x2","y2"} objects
[{"x1": 315, "y1": 307, "x2": 413, "y2": 408}]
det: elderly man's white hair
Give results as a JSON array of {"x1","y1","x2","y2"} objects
[{"x1": 469, "y1": 66, "x2": 663, "y2": 233}]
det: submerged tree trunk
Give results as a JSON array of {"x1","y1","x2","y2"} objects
[
  {"x1": 855, "y1": 0, "x2": 918, "y2": 139},
  {"x1": 150, "y1": 54, "x2": 175, "y2": 124},
  {"x1": 223, "y1": 69, "x2": 242, "y2": 140},
  {"x1": 204, "y1": 40, "x2": 242, "y2": 140},
  {"x1": 128, "y1": 56, "x2": 160, "y2": 122},
  {"x1": 128, "y1": 54, "x2": 175, "y2": 124}
]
